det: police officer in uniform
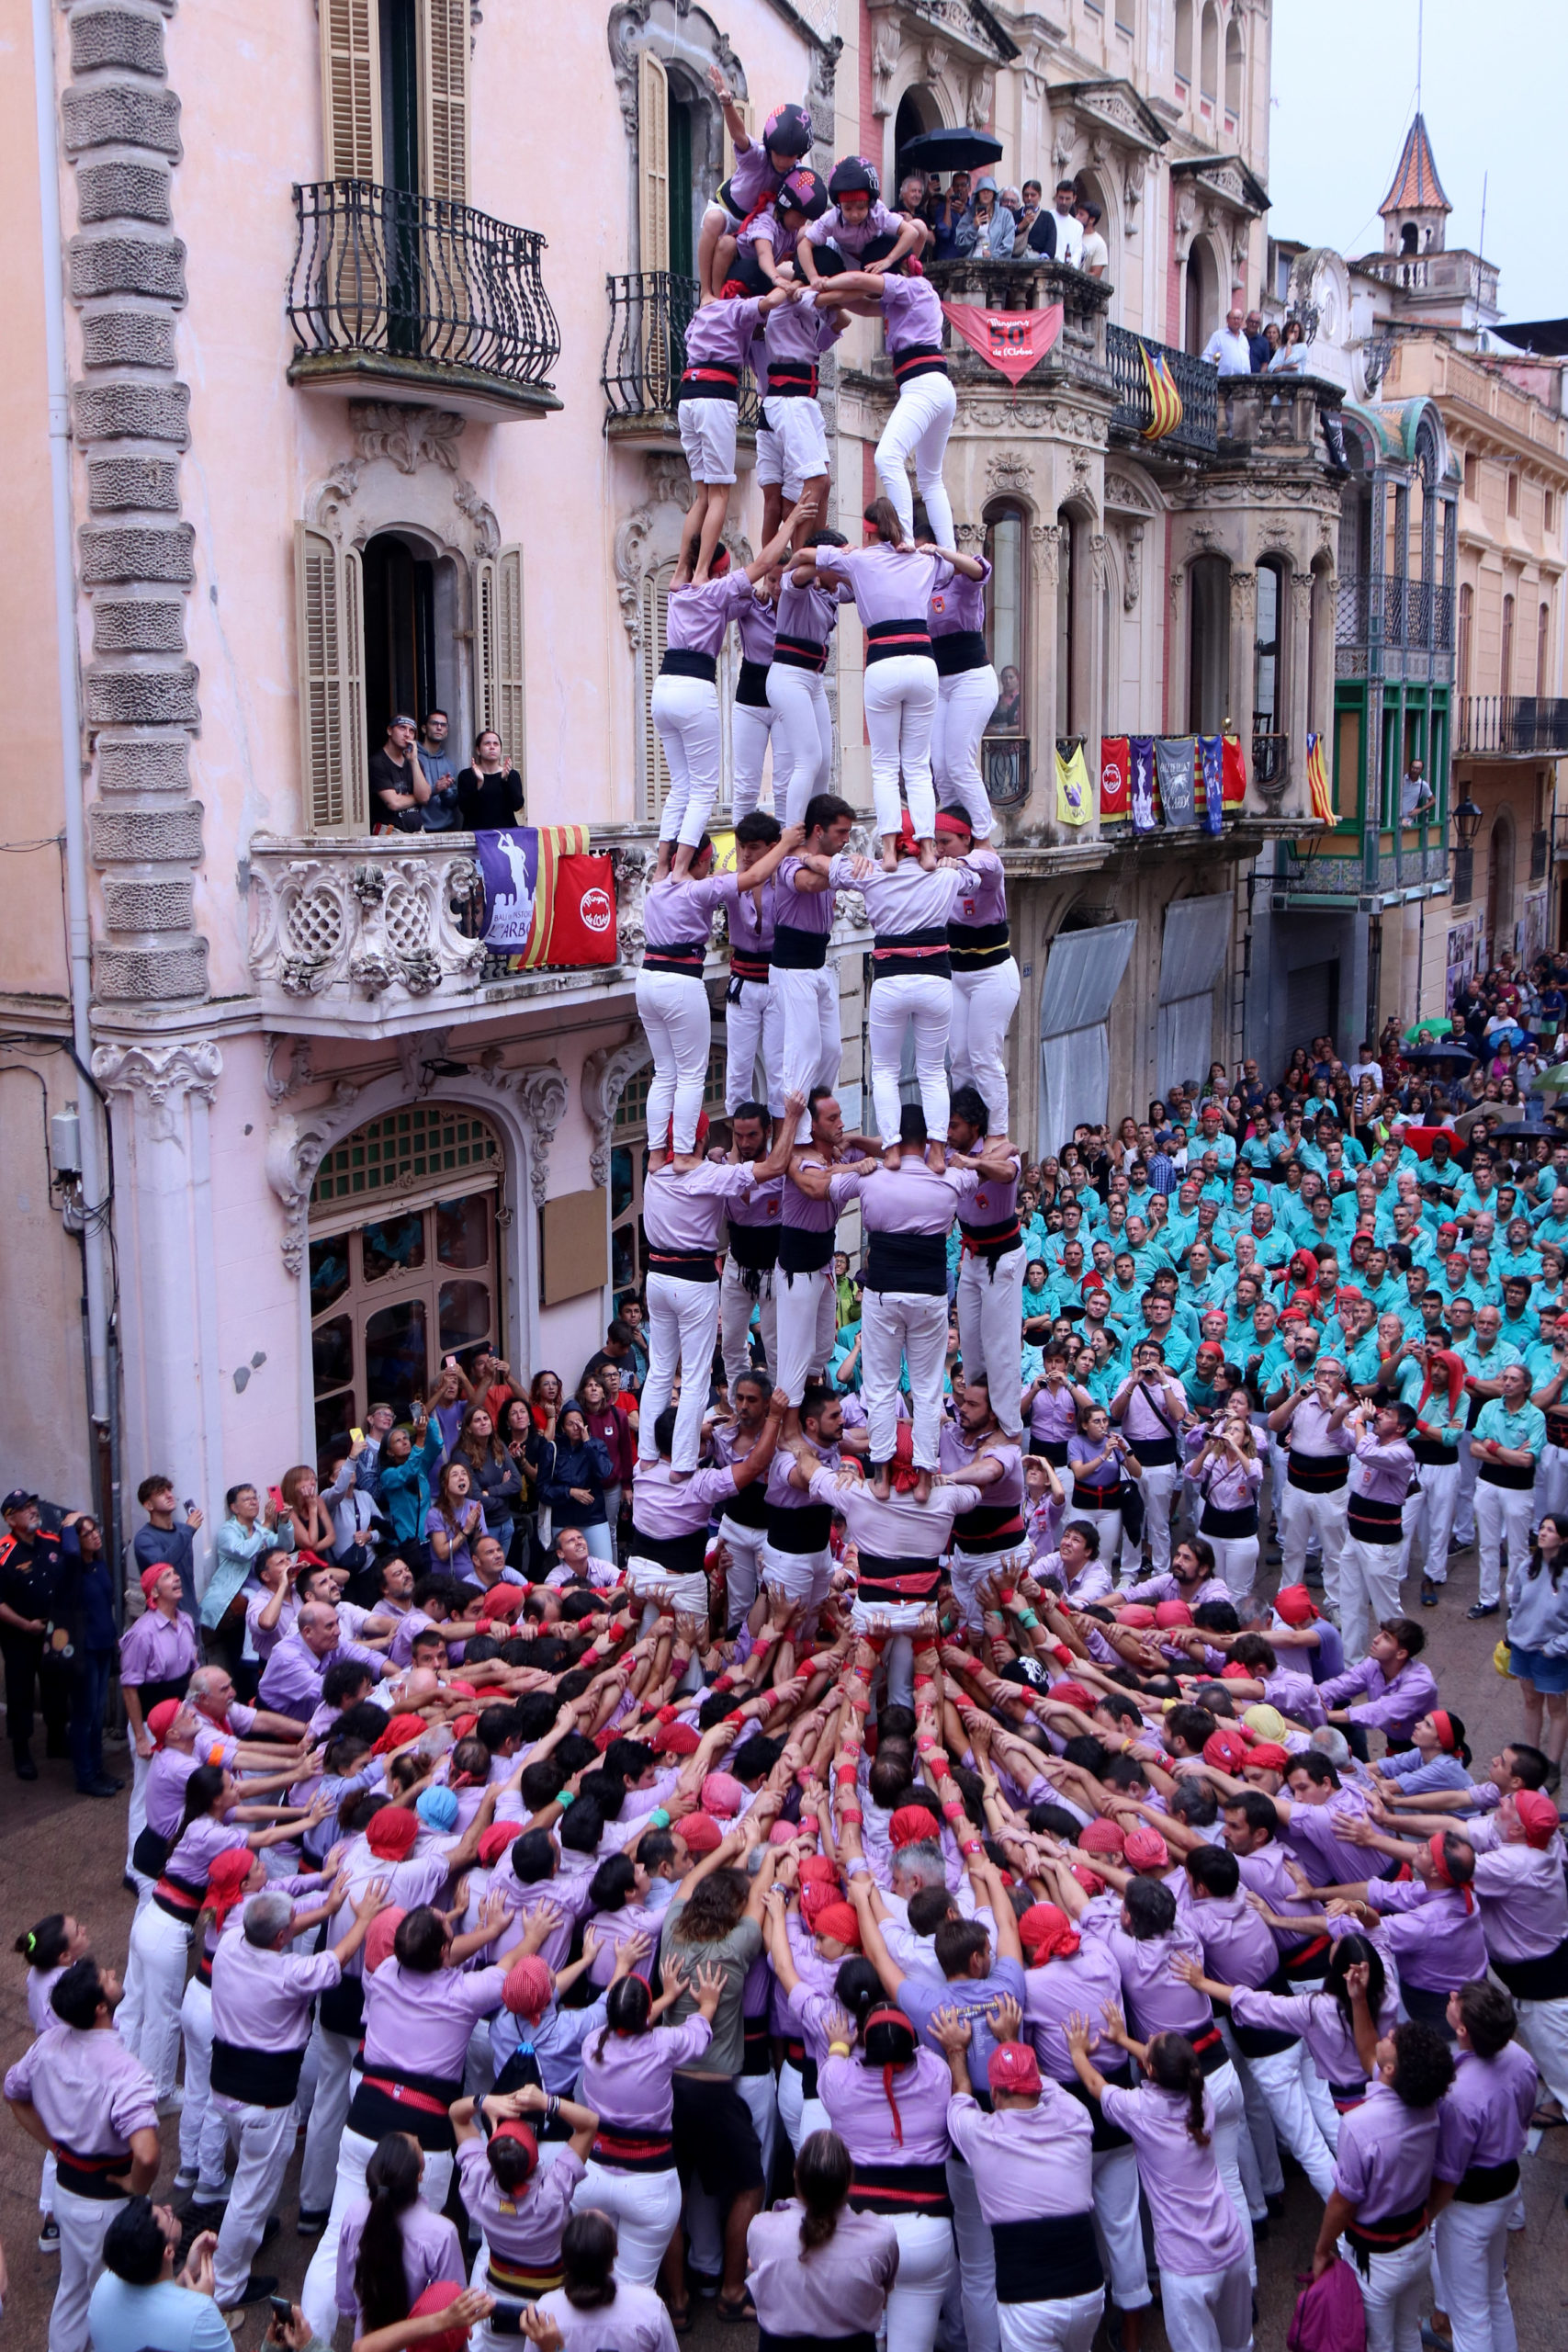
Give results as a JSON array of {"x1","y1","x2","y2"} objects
[{"x1": 0, "y1": 1489, "x2": 76, "y2": 1779}]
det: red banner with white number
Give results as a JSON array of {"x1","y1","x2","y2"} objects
[{"x1": 940, "y1": 302, "x2": 1065, "y2": 385}]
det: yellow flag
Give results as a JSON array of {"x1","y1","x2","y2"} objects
[{"x1": 1055, "y1": 741, "x2": 1090, "y2": 827}]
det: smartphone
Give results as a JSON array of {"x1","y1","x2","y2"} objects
[
  {"x1": 350, "y1": 1427, "x2": 364, "y2": 1443},
  {"x1": 183, "y1": 1498, "x2": 197, "y2": 1515},
  {"x1": 267, "y1": 1485, "x2": 285, "y2": 1511},
  {"x1": 268, "y1": 2297, "x2": 294, "y2": 2325}
]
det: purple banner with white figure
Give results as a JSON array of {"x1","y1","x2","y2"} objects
[{"x1": 476, "y1": 827, "x2": 541, "y2": 953}]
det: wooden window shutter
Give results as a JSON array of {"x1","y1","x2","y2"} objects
[
  {"x1": 475, "y1": 548, "x2": 526, "y2": 798},
  {"x1": 721, "y1": 100, "x2": 755, "y2": 189},
  {"x1": 294, "y1": 524, "x2": 367, "y2": 835},
  {"x1": 638, "y1": 48, "x2": 671, "y2": 274},
  {"x1": 640, "y1": 566, "x2": 671, "y2": 821},
  {"x1": 321, "y1": 0, "x2": 382, "y2": 184},
  {"x1": 419, "y1": 0, "x2": 469, "y2": 205}
]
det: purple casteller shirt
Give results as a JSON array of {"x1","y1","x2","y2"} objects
[
  {"x1": 829, "y1": 851, "x2": 998, "y2": 946},
  {"x1": 1431, "y1": 2043, "x2": 1537, "y2": 2180},
  {"x1": 929, "y1": 557, "x2": 991, "y2": 639},
  {"x1": 641, "y1": 872, "x2": 729, "y2": 958},
  {"x1": 644, "y1": 1159, "x2": 761, "y2": 1261},
  {"x1": 1332, "y1": 2078, "x2": 1440, "y2": 2224},
  {"x1": 666, "y1": 571, "x2": 759, "y2": 660},
  {"x1": 804, "y1": 198, "x2": 904, "y2": 258},
  {"x1": 818, "y1": 541, "x2": 952, "y2": 629},
  {"x1": 714, "y1": 871, "x2": 778, "y2": 967},
  {"x1": 681, "y1": 292, "x2": 766, "y2": 381}
]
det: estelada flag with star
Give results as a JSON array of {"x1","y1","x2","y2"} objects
[
  {"x1": 1305, "y1": 732, "x2": 1334, "y2": 825},
  {"x1": 941, "y1": 302, "x2": 1065, "y2": 385}
]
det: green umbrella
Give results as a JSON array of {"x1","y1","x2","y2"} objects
[{"x1": 1537, "y1": 1061, "x2": 1568, "y2": 1091}]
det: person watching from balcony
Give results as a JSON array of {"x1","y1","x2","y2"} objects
[
  {"x1": 1021, "y1": 179, "x2": 1057, "y2": 258},
  {"x1": 1269, "y1": 317, "x2": 1308, "y2": 375},
  {"x1": 1400, "y1": 758, "x2": 1435, "y2": 826},
  {"x1": 456, "y1": 729, "x2": 523, "y2": 832},
  {"x1": 416, "y1": 709, "x2": 460, "y2": 832},
  {"x1": 895, "y1": 170, "x2": 934, "y2": 256},
  {"x1": 1049, "y1": 179, "x2": 1084, "y2": 267},
  {"x1": 955, "y1": 176, "x2": 1014, "y2": 261},
  {"x1": 930, "y1": 169, "x2": 971, "y2": 260},
  {"x1": 1077, "y1": 198, "x2": 1109, "y2": 278},
  {"x1": 1202, "y1": 301, "x2": 1253, "y2": 377},
  {"x1": 369, "y1": 714, "x2": 430, "y2": 834},
  {"x1": 1244, "y1": 310, "x2": 1271, "y2": 371}
]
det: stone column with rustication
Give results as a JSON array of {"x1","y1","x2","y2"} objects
[{"x1": 63, "y1": 0, "x2": 208, "y2": 1003}]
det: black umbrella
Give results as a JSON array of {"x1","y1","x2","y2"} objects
[
  {"x1": 1401, "y1": 1045, "x2": 1476, "y2": 1070},
  {"x1": 897, "y1": 129, "x2": 1005, "y2": 178},
  {"x1": 1489, "y1": 1121, "x2": 1566, "y2": 1141}
]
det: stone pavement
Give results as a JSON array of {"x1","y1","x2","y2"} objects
[{"x1": 3, "y1": 1538, "x2": 1567, "y2": 2349}]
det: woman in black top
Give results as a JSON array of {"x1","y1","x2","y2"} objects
[
  {"x1": 537, "y1": 1403, "x2": 615, "y2": 1561},
  {"x1": 456, "y1": 729, "x2": 524, "y2": 831}
]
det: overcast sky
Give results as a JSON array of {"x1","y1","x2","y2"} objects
[{"x1": 1266, "y1": 0, "x2": 1565, "y2": 329}]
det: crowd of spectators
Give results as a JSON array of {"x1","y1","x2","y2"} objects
[{"x1": 894, "y1": 167, "x2": 1109, "y2": 275}]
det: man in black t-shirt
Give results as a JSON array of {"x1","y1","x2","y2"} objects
[{"x1": 368, "y1": 714, "x2": 429, "y2": 832}]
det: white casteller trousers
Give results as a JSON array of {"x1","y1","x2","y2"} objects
[
  {"x1": 933, "y1": 665, "x2": 998, "y2": 837},
  {"x1": 572, "y1": 2159, "x2": 681, "y2": 2286},
  {"x1": 956, "y1": 1238, "x2": 1026, "y2": 1436},
  {"x1": 1278, "y1": 1480, "x2": 1348, "y2": 1612},
  {"x1": 1475, "y1": 1475, "x2": 1533, "y2": 1610},
  {"x1": 301, "y1": 2124, "x2": 454, "y2": 2341},
  {"x1": 773, "y1": 1261, "x2": 837, "y2": 1406},
  {"x1": 635, "y1": 968, "x2": 711, "y2": 1158},
  {"x1": 49, "y1": 2185, "x2": 120, "y2": 2352},
  {"x1": 716, "y1": 1510, "x2": 767, "y2": 1630},
  {"x1": 1090, "y1": 2141, "x2": 1150, "y2": 2312},
  {"x1": 1339, "y1": 1533, "x2": 1405, "y2": 1662},
  {"x1": 176, "y1": 1976, "x2": 231, "y2": 2197},
  {"x1": 1134, "y1": 1460, "x2": 1181, "y2": 1577},
  {"x1": 869, "y1": 971, "x2": 951, "y2": 1145},
  {"x1": 863, "y1": 653, "x2": 939, "y2": 839},
  {"x1": 119, "y1": 1899, "x2": 188, "y2": 2102},
  {"x1": 1404, "y1": 1456, "x2": 1460, "y2": 1584},
  {"x1": 1340, "y1": 2227, "x2": 1431, "y2": 2352},
  {"x1": 1431, "y1": 2193, "x2": 1517, "y2": 2352},
  {"x1": 1158, "y1": 2257, "x2": 1255, "y2": 2352},
  {"x1": 885, "y1": 2211, "x2": 958, "y2": 2352},
  {"x1": 950, "y1": 956, "x2": 1021, "y2": 1142},
  {"x1": 1243, "y1": 2040, "x2": 1337, "y2": 2200},
  {"x1": 770, "y1": 964, "x2": 841, "y2": 1122},
  {"x1": 719, "y1": 1253, "x2": 777, "y2": 1396},
  {"x1": 651, "y1": 674, "x2": 723, "y2": 848},
  {"x1": 862, "y1": 1289, "x2": 949, "y2": 1467},
  {"x1": 641, "y1": 1268, "x2": 722, "y2": 1475},
  {"x1": 212, "y1": 2093, "x2": 299, "y2": 2306},
  {"x1": 951, "y1": 1543, "x2": 1030, "y2": 1634},
  {"x1": 876, "y1": 371, "x2": 957, "y2": 552},
  {"x1": 765, "y1": 664, "x2": 834, "y2": 826},
  {"x1": 944, "y1": 2153, "x2": 999, "y2": 2352},
  {"x1": 730, "y1": 700, "x2": 786, "y2": 824},
  {"x1": 724, "y1": 977, "x2": 784, "y2": 1115},
  {"x1": 997, "y1": 2290, "x2": 1105, "y2": 2352},
  {"x1": 299, "y1": 2020, "x2": 357, "y2": 2215}
]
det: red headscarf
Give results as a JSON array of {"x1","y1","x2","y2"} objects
[
  {"x1": 1078, "y1": 1818, "x2": 1125, "y2": 1858},
  {"x1": 1416, "y1": 1350, "x2": 1466, "y2": 1426},
  {"x1": 205, "y1": 1847, "x2": 254, "y2": 1933},
  {"x1": 365, "y1": 1906, "x2": 406, "y2": 1974},
  {"x1": 145, "y1": 1697, "x2": 184, "y2": 1747},
  {"x1": 1428, "y1": 1710, "x2": 1458, "y2": 1755},
  {"x1": 1124, "y1": 1826, "x2": 1169, "y2": 1871},
  {"x1": 890, "y1": 1804, "x2": 941, "y2": 1849},
  {"x1": 1018, "y1": 1903, "x2": 1080, "y2": 1961},
  {"x1": 886, "y1": 1423, "x2": 921, "y2": 1494},
  {"x1": 1427, "y1": 1834, "x2": 1474, "y2": 1912},
  {"x1": 140, "y1": 1564, "x2": 171, "y2": 1604},
  {"x1": 812, "y1": 1900, "x2": 861, "y2": 1950},
  {"x1": 987, "y1": 2041, "x2": 1042, "y2": 2096},
  {"x1": 365, "y1": 1806, "x2": 420, "y2": 1860},
  {"x1": 370, "y1": 1712, "x2": 426, "y2": 1758},
  {"x1": 1512, "y1": 1790, "x2": 1561, "y2": 1849}
]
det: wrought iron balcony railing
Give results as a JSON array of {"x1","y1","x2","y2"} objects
[
  {"x1": 1107, "y1": 326, "x2": 1218, "y2": 458},
  {"x1": 288, "y1": 182, "x2": 561, "y2": 419},
  {"x1": 1336, "y1": 574, "x2": 1454, "y2": 654},
  {"x1": 1252, "y1": 731, "x2": 1288, "y2": 788},
  {"x1": 982, "y1": 737, "x2": 1031, "y2": 810},
  {"x1": 1456, "y1": 696, "x2": 1568, "y2": 757},
  {"x1": 603, "y1": 272, "x2": 761, "y2": 432}
]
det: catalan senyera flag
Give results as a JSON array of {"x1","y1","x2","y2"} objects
[
  {"x1": 1139, "y1": 342, "x2": 1184, "y2": 441},
  {"x1": 1304, "y1": 731, "x2": 1334, "y2": 826}
]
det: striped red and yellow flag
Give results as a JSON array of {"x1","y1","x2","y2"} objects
[
  {"x1": 1140, "y1": 343, "x2": 1184, "y2": 441},
  {"x1": 1304, "y1": 731, "x2": 1334, "y2": 825},
  {"x1": 515, "y1": 824, "x2": 595, "y2": 967}
]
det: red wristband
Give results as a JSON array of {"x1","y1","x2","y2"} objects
[{"x1": 838, "y1": 1807, "x2": 863, "y2": 1825}]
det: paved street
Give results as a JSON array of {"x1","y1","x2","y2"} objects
[{"x1": 4, "y1": 1540, "x2": 1567, "y2": 2352}]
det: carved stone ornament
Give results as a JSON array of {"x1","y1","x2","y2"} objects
[
  {"x1": 872, "y1": 19, "x2": 899, "y2": 114},
  {"x1": 966, "y1": 71, "x2": 994, "y2": 131},
  {"x1": 248, "y1": 842, "x2": 486, "y2": 1008},
  {"x1": 1230, "y1": 569, "x2": 1258, "y2": 623},
  {"x1": 1121, "y1": 521, "x2": 1144, "y2": 611},
  {"x1": 1103, "y1": 468, "x2": 1158, "y2": 517},
  {"x1": 1089, "y1": 533, "x2": 1107, "y2": 590},
  {"x1": 986, "y1": 450, "x2": 1033, "y2": 501},
  {"x1": 615, "y1": 457, "x2": 694, "y2": 653},
  {"x1": 609, "y1": 842, "x2": 656, "y2": 963},
  {"x1": 1122, "y1": 157, "x2": 1145, "y2": 235},
  {"x1": 607, "y1": 3, "x2": 752, "y2": 143},
  {"x1": 91, "y1": 1040, "x2": 222, "y2": 1146},
  {"x1": 581, "y1": 1037, "x2": 655, "y2": 1190},
  {"x1": 1031, "y1": 522, "x2": 1060, "y2": 587},
  {"x1": 347, "y1": 401, "x2": 465, "y2": 475}
]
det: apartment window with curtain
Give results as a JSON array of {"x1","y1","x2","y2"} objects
[
  {"x1": 1502, "y1": 593, "x2": 1516, "y2": 696},
  {"x1": 1538, "y1": 601, "x2": 1551, "y2": 697},
  {"x1": 1458, "y1": 582, "x2": 1473, "y2": 701}
]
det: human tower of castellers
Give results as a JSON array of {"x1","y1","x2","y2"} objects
[{"x1": 9, "y1": 87, "x2": 1568, "y2": 2352}]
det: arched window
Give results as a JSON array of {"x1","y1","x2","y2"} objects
[
  {"x1": 1184, "y1": 236, "x2": 1217, "y2": 356},
  {"x1": 1224, "y1": 15, "x2": 1244, "y2": 117},
  {"x1": 1056, "y1": 507, "x2": 1078, "y2": 737},
  {"x1": 1200, "y1": 2, "x2": 1219, "y2": 101},
  {"x1": 1189, "y1": 555, "x2": 1230, "y2": 733},
  {"x1": 1174, "y1": 0, "x2": 1193, "y2": 86},
  {"x1": 1458, "y1": 582, "x2": 1473, "y2": 701},
  {"x1": 309, "y1": 1103, "x2": 504, "y2": 1448},
  {"x1": 984, "y1": 504, "x2": 1027, "y2": 736},
  {"x1": 1400, "y1": 222, "x2": 1419, "y2": 256},
  {"x1": 1254, "y1": 560, "x2": 1283, "y2": 737},
  {"x1": 1502, "y1": 592, "x2": 1516, "y2": 695},
  {"x1": 1487, "y1": 810, "x2": 1516, "y2": 963}
]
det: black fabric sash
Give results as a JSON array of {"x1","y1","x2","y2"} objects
[
  {"x1": 766, "y1": 360, "x2": 818, "y2": 398},
  {"x1": 866, "y1": 1229, "x2": 947, "y2": 1295},
  {"x1": 1412, "y1": 1436, "x2": 1460, "y2": 1465},
  {"x1": 630, "y1": 1524, "x2": 710, "y2": 1577},
  {"x1": 51, "y1": 2144, "x2": 131, "y2": 2200},
  {"x1": 1346, "y1": 2200, "x2": 1427, "y2": 2275},
  {"x1": 641, "y1": 939, "x2": 707, "y2": 976},
  {"x1": 761, "y1": 2335, "x2": 876, "y2": 2352},
  {"x1": 590, "y1": 2119, "x2": 676, "y2": 2171},
  {"x1": 890, "y1": 343, "x2": 948, "y2": 382},
  {"x1": 1492, "y1": 1934, "x2": 1568, "y2": 2002},
  {"x1": 677, "y1": 365, "x2": 740, "y2": 403},
  {"x1": 849, "y1": 2157, "x2": 953, "y2": 2216},
  {"x1": 347, "y1": 2059, "x2": 464, "y2": 2151},
  {"x1": 660, "y1": 648, "x2": 719, "y2": 682},
  {"x1": 766, "y1": 1501, "x2": 834, "y2": 1554},
  {"x1": 953, "y1": 1499, "x2": 1025, "y2": 1555},
  {"x1": 1060, "y1": 2059, "x2": 1133, "y2": 2151},
  {"x1": 865, "y1": 616, "x2": 933, "y2": 665},
  {"x1": 778, "y1": 1223, "x2": 834, "y2": 1273},
  {"x1": 319, "y1": 1971, "x2": 366, "y2": 2040},
  {"x1": 772, "y1": 922, "x2": 829, "y2": 970},
  {"x1": 1480, "y1": 1461, "x2": 1536, "y2": 1491},
  {"x1": 950, "y1": 918, "x2": 1010, "y2": 970},
  {"x1": 728, "y1": 949, "x2": 771, "y2": 984},
  {"x1": 737, "y1": 658, "x2": 771, "y2": 708},
  {"x1": 728, "y1": 1220, "x2": 781, "y2": 1271},
  {"x1": 1287, "y1": 1452, "x2": 1349, "y2": 1493},
  {"x1": 210, "y1": 2036, "x2": 307, "y2": 2109},
  {"x1": 932, "y1": 629, "x2": 988, "y2": 677},
  {"x1": 990, "y1": 2211, "x2": 1103, "y2": 2304},
  {"x1": 648, "y1": 1249, "x2": 722, "y2": 1285},
  {"x1": 1347, "y1": 1492, "x2": 1404, "y2": 1544},
  {"x1": 1454, "y1": 2157, "x2": 1520, "y2": 2204},
  {"x1": 130, "y1": 1826, "x2": 170, "y2": 1881},
  {"x1": 857, "y1": 1551, "x2": 942, "y2": 1604},
  {"x1": 1200, "y1": 1500, "x2": 1259, "y2": 1539},
  {"x1": 1229, "y1": 1969, "x2": 1301, "y2": 2059},
  {"x1": 772, "y1": 635, "x2": 829, "y2": 673},
  {"x1": 721, "y1": 1483, "x2": 770, "y2": 1532},
  {"x1": 873, "y1": 922, "x2": 952, "y2": 982}
]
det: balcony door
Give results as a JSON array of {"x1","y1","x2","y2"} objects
[
  {"x1": 363, "y1": 531, "x2": 440, "y2": 741},
  {"x1": 324, "y1": 0, "x2": 468, "y2": 200}
]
